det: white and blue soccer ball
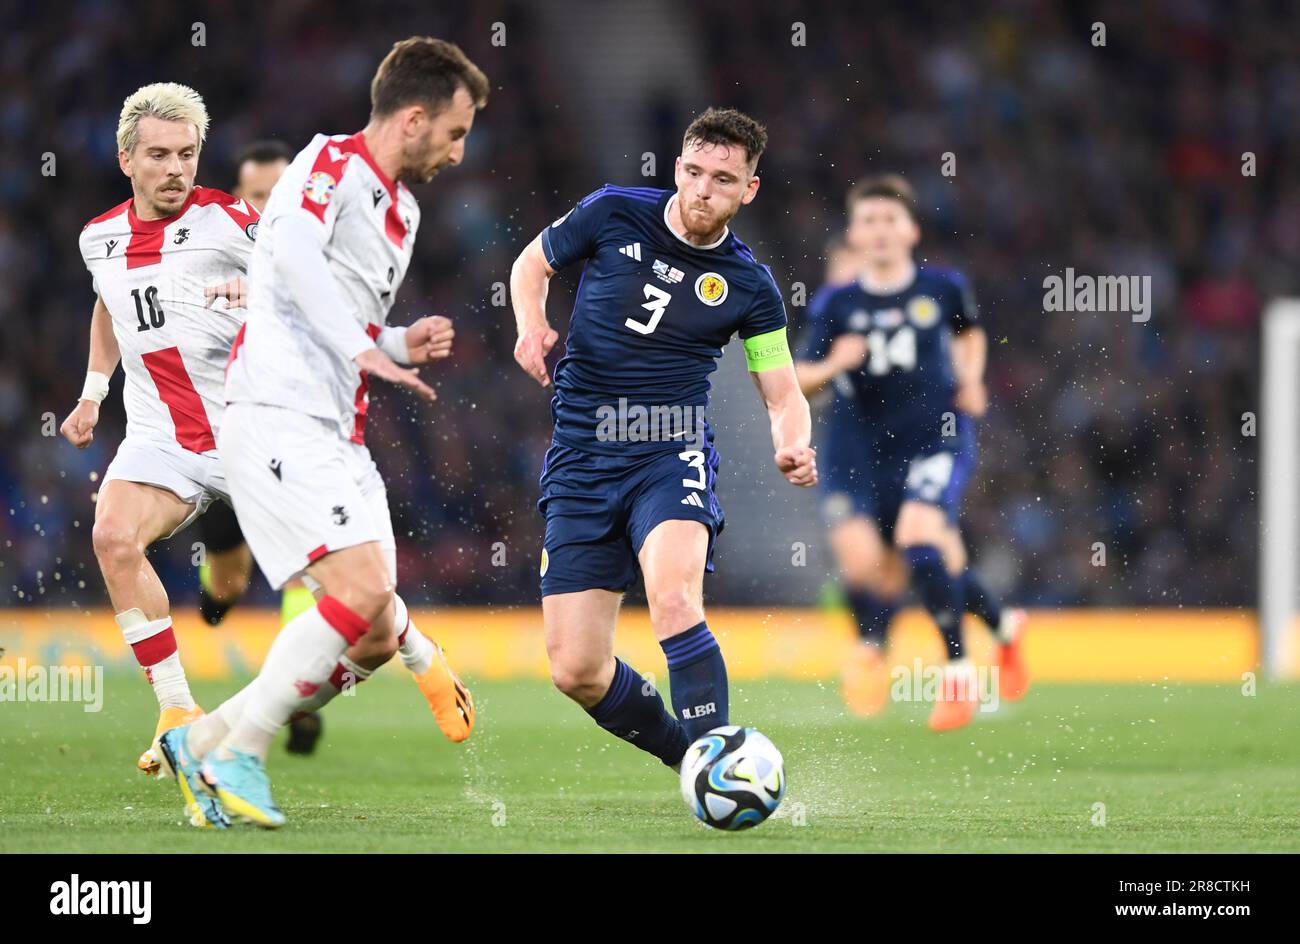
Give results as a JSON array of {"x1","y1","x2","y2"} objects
[{"x1": 679, "y1": 725, "x2": 785, "y2": 830}]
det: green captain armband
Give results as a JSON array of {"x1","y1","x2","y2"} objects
[{"x1": 743, "y1": 327, "x2": 793, "y2": 372}]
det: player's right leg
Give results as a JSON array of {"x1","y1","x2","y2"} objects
[
  {"x1": 537, "y1": 443, "x2": 690, "y2": 770},
  {"x1": 827, "y1": 512, "x2": 907, "y2": 717},
  {"x1": 190, "y1": 541, "x2": 392, "y2": 828},
  {"x1": 162, "y1": 403, "x2": 394, "y2": 827},
  {"x1": 543, "y1": 588, "x2": 689, "y2": 769},
  {"x1": 93, "y1": 458, "x2": 207, "y2": 775}
]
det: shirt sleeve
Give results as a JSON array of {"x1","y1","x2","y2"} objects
[
  {"x1": 272, "y1": 213, "x2": 375, "y2": 361},
  {"x1": 539, "y1": 186, "x2": 617, "y2": 271},
  {"x1": 283, "y1": 135, "x2": 348, "y2": 243},
  {"x1": 738, "y1": 266, "x2": 793, "y2": 372},
  {"x1": 948, "y1": 270, "x2": 979, "y2": 332},
  {"x1": 738, "y1": 265, "x2": 789, "y2": 339},
  {"x1": 220, "y1": 200, "x2": 260, "y2": 271},
  {"x1": 794, "y1": 284, "x2": 841, "y2": 362}
]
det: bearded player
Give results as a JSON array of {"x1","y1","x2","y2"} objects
[
  {"x1": 156, "y1": 37, "x2": 489, "y2": 828},
  {"x1": 794, "y1": 175, "x2": 1028, "y2": 732},
  {"x1": 192, "y1": 139, "x2": 327, "y2": 755},
  {"x1": 510, "y1": 108, "x2": 816, "y2": 775}
]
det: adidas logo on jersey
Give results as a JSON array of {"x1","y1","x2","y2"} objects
[
  {"x1": 618, "y1": 242, "x2": 642, "y2": 261},
  {"x1": 681, "y1": 493, "x2": 705, "y2": 508}
]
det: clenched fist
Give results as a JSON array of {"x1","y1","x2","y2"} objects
[
  {"x1": 60, "y1": 399, "x2": 100, "y2": 449},
  {"x1": 775, "y1": 445, "x2": 817, "y2": 487},
  {"x1": 404, "y1": 316, "x2": 455, "y2": 364}
]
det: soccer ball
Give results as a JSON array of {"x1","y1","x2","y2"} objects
[{"x1": 679, "y1": 725, "x2": 785, "y2": 830}]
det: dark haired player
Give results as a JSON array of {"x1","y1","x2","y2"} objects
[
  {"x1": 193, "y1": 139, "x2": 325, "y2": 753},
  {"x1": 157, "y1": 37, "x2": 488, "y2": 827},
  {"x1": 795, "y1": 175, "x2": 1028, "y2": 732},
  {"x1": 510, "y1": 107, "x2": 816, "y2": 773}
]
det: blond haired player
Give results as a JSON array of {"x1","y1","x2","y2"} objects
[
  {"x1": 64, "y1": 85, "x2": 258, "y2": 800},
  {"x1": 156, "y1": 37, "x2": 489, "y2": 828}
]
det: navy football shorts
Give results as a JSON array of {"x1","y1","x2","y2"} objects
[
  {"x1": 537, "y1": 440, "x2": 725, "y2": 596},
  {"x1": 818, "y1": 420, "x2": 977, "y2": 537}
]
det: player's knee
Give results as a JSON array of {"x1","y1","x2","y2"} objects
[
  {"x1": 337, "y1": 577, "x2": 393, "y2": 627},
  {"x1": 646, "y1": 588, "x2": 703, "y2": 637},
  {"x1": 840, "y1": 551, "x2": 895, "y2": 598},
  {"x1": 548, "y1": 652, "x2": 608, "y2": 704},
  {"x1": 943, "y1": 538, "x2": 967, "y2": 574},
  {"x1": 91, "y1": 518, "x2": 141, "y2": 573}
]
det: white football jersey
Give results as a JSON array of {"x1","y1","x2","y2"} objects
[
  {"x1": 224, "y1": 132, "x2": 421, "y2": 443},
  {"x1": 79, "y1": 187, "x2": 258, "y2": 452}
]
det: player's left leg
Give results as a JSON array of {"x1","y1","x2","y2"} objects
[
  {"x1": 627, "y1": 443, "x2": 731, "y2": 743},
  {"x1": 947, "y1": 526, "x2": 1030, "y2": 700},
  {"x1": 348, "y1": 445, "x2": 474, "y2": 741},
  {"x1": 195, "y1": 501, "x2": 252, "y2": 626},
  {"x1": 638, "y1": 519, "x2": 728, "y2": 741}
]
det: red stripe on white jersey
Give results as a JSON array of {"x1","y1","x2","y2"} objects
[
  {"x1": 225, "y1": 322, "x2": 247, "y2": 376},
  {"x1": 300, "y1": 133, "x2": 407, "y2": 248},
  {"x1": 140, "y1": 346, "x2": 217, "y2": 452},
  {"x1": 350, "y1": 323, "x2": 384, "y2": 445}
]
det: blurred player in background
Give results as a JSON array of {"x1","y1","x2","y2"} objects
[
  {"x1": 511, "y1": 108, "x2": 816, "y2": 776},
  {"x1": 157, "y1": 37, "x2": 488, "y2": 828},
  {"x1": 194, "y1": 139, "x2": 325, "y2": 754},
  {"x1": 62, "y1": 83, "x2": 257, "y2": 788},
  {"x1": 795, "y1": 175, "x2": 1028, "y2": 732}
]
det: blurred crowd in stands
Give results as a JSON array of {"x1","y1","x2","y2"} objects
[{"x1": 2, "y1": 1, "x2": 1291, "y2": 609}]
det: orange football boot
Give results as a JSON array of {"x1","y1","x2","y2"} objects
[
  {"x1": 137, "y1": 704, "x2": 205, "y2": 775},
  {"x1": 411, "y1": 639, "x2": 475, "y2": 742},
  {"x1": 842, "y1": 643, "x2": 891, "y2": 717},
  {"x1": 928, "y1": 662, "x2": 977, "y2": 732},
  {"x1": 997, "y1": 609, "x2": 1031, "y2": 701}
]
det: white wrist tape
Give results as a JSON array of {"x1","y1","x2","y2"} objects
[
  {"x1": 377, "y1": 325, "x2": 411, "y2": 365},
  {"x1": 80, "y1": 371, "x2": 110, "y2": 404}
]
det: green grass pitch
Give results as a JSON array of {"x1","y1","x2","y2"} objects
[{"x1": 3, "y1": 675, "x2": 1298, "y2": 852}]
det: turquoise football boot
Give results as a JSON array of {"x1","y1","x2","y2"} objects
[
  {"x1": 200, "y1": 748, "x2": 285, "y2": 829},
  {"x1": 154, "y1": 725, "x2": 230, "y2": 829}
]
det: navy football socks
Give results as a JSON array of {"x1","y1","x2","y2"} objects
[
  {"x1": 846, "y1": 588, "x2": 895, "y2": 647},
  {"x1": 904, "y1": 545, "x2": 965, "y2": 660},
  {"x1": 586, "y1": 658, "x2": 688, "y2": 766},
  {"x1": 660, "y1": 621, "x2": 729, "y2": 742},
  {"x1": 962, "y1": 567, "x2": 1003, "y2": 635}
]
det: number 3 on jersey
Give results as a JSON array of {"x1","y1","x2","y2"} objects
[{"x1": 625, "y1": 283, "x2": 672, "y2": 335}]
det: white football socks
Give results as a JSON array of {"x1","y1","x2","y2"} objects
[
  {"x1": 116, "y1": 608, "x2": 195, "y2": 711},
  {"x1": 394, "y1": 594, "x2": 435, "y2": 675},
  {"x1": 217, "y1": 597, "x2": 368, "y2": 760}
]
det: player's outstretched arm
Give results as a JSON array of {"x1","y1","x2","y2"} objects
[
  {"x1": 951, "y1": 325, "x2": 988, "y2": 417},
  {"x1": 509, "y1": 235, "x2": 559, "y2": 388},
  {"x1": 794, "y1": 333, "x2": 870, "y2": 396},
  {"x1": 750, "y1": 364, "x2": 817, "y2": 488},
  {"x1": 60, "y1": 294, "x2": 120, "y2": 449},
  {"x1": 274, "y1": 214, "x2": 434, "y2": 401}
]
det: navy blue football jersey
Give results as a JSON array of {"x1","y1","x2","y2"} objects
[
  {"x1": 796, "y1": 265, "x2": 978, "y2": 439},
  {"x1": 540, "y1": 185, "x2": 789, "y2": 455}
]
